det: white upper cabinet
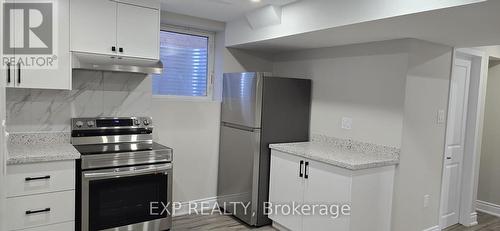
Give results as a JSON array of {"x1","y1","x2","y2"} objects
[
  {"x1": 4, "y1": 0, "x2": 71, "y2": 90},
  {"x1": 116, "y1": 3, "x2": 159, "y2": 59},
  {"x1": 70, "y1": 0, "x2": 117, "y2": 56},
  {"x1": 70, "y1": 0, "x2": 160, "y2": 60}
]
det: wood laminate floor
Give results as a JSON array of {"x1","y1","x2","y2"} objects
[
  {"x1": 443, "y1": 212, "x2": 500, "y2": 231},
  {"x1": 172, "y1": 214, "x2": 276, "y2": 231},
  {"x1": 172, "y1": 212, "x2": 500, "y2": 231}
]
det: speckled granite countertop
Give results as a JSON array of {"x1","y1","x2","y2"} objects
[
  {"x1": 269, "y1": 135, "x2": 400, "y2": 170},
  {"x1": 6, "y1": 132, "x2": 80, "y2": 165}
]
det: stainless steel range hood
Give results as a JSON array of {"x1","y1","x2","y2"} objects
[{"x1": 72, "y1": 52, "x2": 163, "y2": 74}]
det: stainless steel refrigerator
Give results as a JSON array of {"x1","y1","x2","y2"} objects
[{"x1": 218, "y1": 72, "x2": 311, "y2": 226}]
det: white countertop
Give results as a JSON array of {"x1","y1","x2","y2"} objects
[
  {"x1": 269, "y1": 138, "x2": 400, "y2": 170},
  {"x1": 6, "y1": 132, "x2": 80, "y2": 165},
  {"x1": 7, "y1": 143, "x2": 81, "y2": 165}
]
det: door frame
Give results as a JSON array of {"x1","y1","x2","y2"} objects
[{"x1": 439, "y1": 48, "x2": 489, "y2": 229}]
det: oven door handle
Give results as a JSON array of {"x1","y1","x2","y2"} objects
[{"x1": 83, "y1": 164, "x2": 171, "y2": 179}]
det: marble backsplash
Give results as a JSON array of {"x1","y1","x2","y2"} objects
[{"x1": 6, "y1": 70, "x2": 152, "y2": 132}]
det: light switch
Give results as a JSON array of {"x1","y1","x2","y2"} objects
[
  {"x1": 341, "y1": 117, "x2": 352, "y2": 130},
  {"x1": 437, "y1": 109, "x2": 446, "y2": 125}
]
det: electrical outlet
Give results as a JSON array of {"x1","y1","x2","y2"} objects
[
  {"x1": 341, "y1": 117, "x2": 353, "y2": 130},
  {"x1": 424, "y1": 195, "x2": 430, "y2": 208}
]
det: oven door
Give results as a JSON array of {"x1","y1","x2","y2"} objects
[{"x1": 81, "y1": 163, "x2": 172, "y2": 231}]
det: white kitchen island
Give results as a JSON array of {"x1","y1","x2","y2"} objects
[{"x1": 268, "y1": 136, "x2": 400, "y2": 231}]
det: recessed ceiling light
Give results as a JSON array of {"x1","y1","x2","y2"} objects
[{"x1": 251, "y1": 0, "x2": 261, "y2": 3}]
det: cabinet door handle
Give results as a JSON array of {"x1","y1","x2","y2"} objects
[
  {"x1": 112, "y1": 46, "x2": 116, "y2": 52},
  {"x1": 25, "y1": 175, "x2": 51, "y2": 181},
  {"x1": 304, "y1": 161, "x2": 309, "y2": 179},
  {"x1": 7, "y1": 62, "x2": 11, "y2": 83},
  {"x1": 25, "y1": 208, "x2": 51, "y2": 215},
  {"x1": 299, "y1": 160, "x2": 304, "y2": 178},
  {"x1": 119, "y1": 47, "x2": 123, "y2": 53},
  {"x1": 17, "y1": 63, "x2": 21, "y2": 84}
]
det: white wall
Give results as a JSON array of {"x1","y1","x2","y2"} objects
[
  {"x1": 391, "y1": 40, "x2": 452, "y2": 231},
  {"x1": 478, "y1": 61, "x2": 500, "y2": 205},
  {"x1": 225, "y1": 0, "x2": 483, "y2": 46},
  {"x1": 273, "y1": 40, "x2": 409, "y2": 147},
  {"x1": 152, "y1": 100, "x2": 221, "y2": 203}
]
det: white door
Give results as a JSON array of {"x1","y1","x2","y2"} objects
[
  {"x1": 16, "y1": 0, "x2": 71, "y2": 90},
  {"x1": 302, "y1": 160, "x2": 351, "y2": 231},
  {"x1": 70, "y1": 0, "x2": 117, "y2": 55},
  {"x1": 440, "y1": 58, "x2": 471, "y2": 229},
  {"x1": 116, "y1": 3, "x2": 159, "y2": 59},
  {"x1": 268, "y1": 150, "x2": 305, "y2": 231}
]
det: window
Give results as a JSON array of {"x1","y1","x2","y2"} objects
[{"x1": 153, "y1": 28, "x2": 214, "y2": 98}]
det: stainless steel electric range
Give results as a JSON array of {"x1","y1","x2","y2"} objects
[{"x1": 72, "y1": 117, "x2": 172, "y2": 231}]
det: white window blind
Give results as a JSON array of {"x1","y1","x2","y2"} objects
[{"x1": 153, "y1": 31, "x2": 209, "y2": 97}]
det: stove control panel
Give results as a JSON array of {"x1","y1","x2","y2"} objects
[{"x1": 71, "y1": 117, "x2": 153, "y2": 130}]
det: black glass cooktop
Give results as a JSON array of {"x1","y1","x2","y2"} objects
[{"x1": 73, "y1": 142, "x2": 169, "y2": 155}]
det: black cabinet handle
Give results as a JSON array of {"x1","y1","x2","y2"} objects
[
  {"x1": 299, "y1": 160, "x2": 304, "y2": 178},
  {"x1": 25, "y1": 175, "x2": 51, "y2": 181},
  {"x1": 304, "y1": 161, "x2": 309, "y2": 179},
  {"x1": 7, "y1": 62, "x2": 11, "y2": 83},
  {"x1": 17, "y1": 63, "x2": 21, "y2": 84},
  {"x1": 119, "y1": 47, "x2": 123, "y2": 53},
  {"x1": 112, "y1": 46, "x2": 116, "y2": 52},
  {"x1": 25, "y1": 208, "x2": 51, "y2": 215}
]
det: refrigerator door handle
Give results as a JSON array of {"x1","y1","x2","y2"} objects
[{"x1": 222, "y1": 122, "x2": 261, "y2": 132}]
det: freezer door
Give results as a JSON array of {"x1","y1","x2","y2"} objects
[
  {"x1": 217, "y1": 124, "x2": 261, "y2": 226},
  {"x1": 221, "y1": 72, "x2": 263, "y2": 128}
]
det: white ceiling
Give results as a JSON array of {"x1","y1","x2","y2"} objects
[
  {"x1": 160, "y1": 0, "x2": 299, "y2": 22},
  {"x1": 231, "y1": 0, "x2": 500, "y2": 52}
]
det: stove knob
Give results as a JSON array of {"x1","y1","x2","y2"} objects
[
  {"x1": 134, "y1": 119, "x2": 141, "y2": 126},
  {"x1": 143, "y1": 119, "x2": 150, "y2": 126},
  {"x1": 75, "y1": 121, "x2": 84, "y2": 128},
  {"x1": 87, "y1": 121, "x2": 95, "y2": 127}
]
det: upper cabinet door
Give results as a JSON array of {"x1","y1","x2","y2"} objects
[
  {"x1": 116, "y1": 3, "x2": 159, "y2": 60},
  {"x1": 17, "y1": 0, "x2": 71, "y2": 90},
  {"x1": 70, "y1": 0, "x2": 117, "y2": 55}
]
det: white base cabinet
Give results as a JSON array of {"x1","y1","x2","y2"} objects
[
  {"x1": 4, "y1": 160, "x2": 75, "y2": 231},
  {"x1": 268, "y1": 150, "x2": 395, "y2": 231}
]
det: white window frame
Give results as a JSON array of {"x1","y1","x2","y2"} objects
[{"x1": 152, "y1": 25, "x2": 215, "y2": 101}]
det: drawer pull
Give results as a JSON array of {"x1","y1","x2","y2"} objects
[
  {"x1": 25, "y1": 175, "x2": 51, "y2": 181},
  {"x1": 25, "y1": 208, "x2": 51, "y2": 215}
]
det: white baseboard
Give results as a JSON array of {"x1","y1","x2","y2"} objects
[
  {"x1": 173, "y1": 196, "x2": 219, "y2": 217},
  {"x1": 272, "y1": 221, "x2": 291, "y2": 231},
  {"x1": 468, "y1": 212, "x2": 478, "y2": 226},
  {"x1": 476, "y1": 200, "x2": 500, "y2": 218},
  {"x1": 422, "y1": 225, "x2": 440, "y2": 231}
]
